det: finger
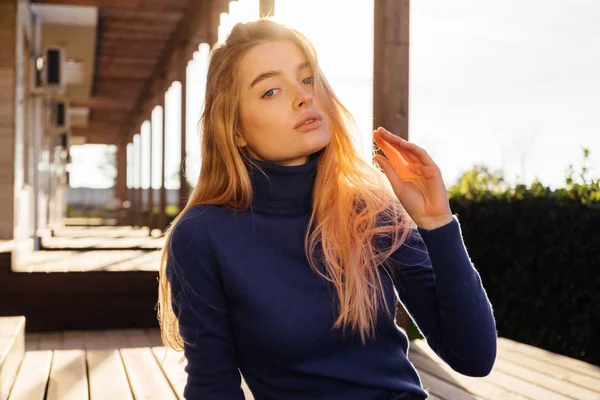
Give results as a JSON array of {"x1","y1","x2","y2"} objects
[
  {"x1": 373, "y1": 130, "x2": 412, "y2": 167},
  {"x1": 373, "y1": 129, "x2": 420, "y2": 164},
  {"x1": 374, "y1": 155, "x2": 406, "y2": 195},
  {"x1": 377, "y1": 127, "x2": 436, "y2": 166}
]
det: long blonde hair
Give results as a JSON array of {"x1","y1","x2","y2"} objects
[{"x1": 157, "y1": 18, "x2": 414, "y2": 350}]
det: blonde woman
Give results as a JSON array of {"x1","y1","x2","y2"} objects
[{"x1": 157, "y1": 18, "x2": 497, "y2": 400}]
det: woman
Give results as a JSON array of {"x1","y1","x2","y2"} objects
[{"x1": 157, "y1": 18, "x2": 497, "y2": 400}]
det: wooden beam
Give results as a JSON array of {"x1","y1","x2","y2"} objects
[
  {"x1": 97, "y1": 56, "x2": 158, "y2": 65},
  {"x1": 99, "y1": 46, "x2": 163, "y2": 59},
  {"x1": 93, "y1": 79, "x2": 145, "y2": 98},
  {"x1": 98, "y1": 58, "x2": 156, "y2": 68},
  {"x1": 90, "y1": 110, "x2": 128, "y2": 122},
  {"x1": 100, "y1": 38, "x2": 169, "y2": 49},
  {"x1": 103, "y1": 9, "x2": 183, "y2": 23},
  {"x1": 100, "y1": 30, "x2": 173, "y2": 41},
  {"x1": 96, "y1": 65, "x2": 154, "y2": 79},
  {"x1": 32, "y1": 0, "x2": 188, "y2": 13},
  {"x1": 101, "y1": 21, "x2": 176, "y2": 33},
  {"x1": 71, "y1": 97, "x2": 134, "y2": 111},
  {"x1": 373, "y1": 0, "x2": 409, "y2": 140}
]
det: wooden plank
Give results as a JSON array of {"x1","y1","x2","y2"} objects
[
  {"x1": 104, "y1": 10, "x2": 182, "y2": 23},
  {"x1": 120, "y1": 347, "x2": 177, "y2": 400},
  {"x1": 24, "y1": 334, "x2": 41, "y2": 352},
  {"x1": 151, "y1": 344, "x2": 255, "y2": 400},
  {"x1": 144, "y1": 328, "x2": 163, "y2": 347},
  {"x1": 102, "y1": 20, "x2": 175, "y2": 33},
  {"x1": 71, "y1": 98, "x2": 134, "y2": 111},
  {"x1": 84, "y1": 330, "x2": 110, "y2": 351},
  {"x1": 87, "y1": 349, "x2": 133, "y2": 400},
  {"x1": 46, "y1": 350, "x2": 88, "y2": 400},
  {"x1": 7, "y1": 350, "x2": 52, "y2": 400},
  {"x1": 96, "y1": 65, "x2": 154, "y2": 79},
  {"x1": 412, "y1": 340, "x2": 571, "y2": 400},
  {"x1": 497, "y1": 345, "x2": 600, "y2": 395},
  {"x1": 122, "y1": 329, "x2": 151, "y2": 347},
  {"x1": 0, "y1": 317, "x2": 25, "y2": 400},
  {"x1": 37, "y1": 332, "x2": 62, "y2": 351},
  {"x1": 408, "y1": 350, "x2": 529, "y2": 400},
  {"x1": 415, "y1": 367, "x2": 486, "y2": 400},
  {"x1": 498, "y1": 337, "x2": 600, "y2": 380},
  {"x1": 151, "y1": 346, "x2": 186, "y2": 400},
  {"x1": 491, "y1": 356, "x2": 600, "y2": 399},
  {"x1": 100, "y1": 30, "x2": 173, "y2": 41},
  {"x1": 62, "y1": 331, "x2": 86, "y2": 350},
  {"x1": 105, "y1": 330, "x2": 133, "y2": 349},
  {"x1": 32, "y1": 0, "x2": 188, "y2": 13}
]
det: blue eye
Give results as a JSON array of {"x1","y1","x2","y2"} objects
[
  {"x1": 303, "y1": 77, "x2": 314, "y2": 85},
  {"x1": 263, "y1": 89, "x2": 276, "y2": 98}
]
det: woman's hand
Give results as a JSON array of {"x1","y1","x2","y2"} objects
[{"x1": 373, "y1": 127, "x2": 453, "y2": 230}]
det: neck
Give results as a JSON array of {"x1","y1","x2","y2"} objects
[{"x1": 245, "y1": 150, "x2": 321, "y2": 216}]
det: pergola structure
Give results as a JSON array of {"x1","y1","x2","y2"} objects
[
  {"x1": 0, "y1": 0, "x2": 410, "y2": 330},
  {"x1": 0, "y1": 0, "x2": 408, "y2": 244}
]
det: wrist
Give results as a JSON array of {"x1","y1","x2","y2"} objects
[{"x1": 416, "y1": 214, "x2": 454, "y2": 230}]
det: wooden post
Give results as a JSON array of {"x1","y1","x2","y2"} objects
[
  {"x1": 136, "y1": 132, "x2": 143, "y2": 229},
  {"x1": 115, "y1": 142, "x2": 127, "y2": 225},
  {"x1": 147, "y1": 115, "x2": 154, "y2": 235},
  {"x1": 373, "y1": 0, "x2": 409, "y2": 140},
  {"x1": 178, "y1": 48, "x2": 188, "y2": 214},
  {"x1": 373, "y1": 0, "x2": 411, "y2": 332},
  {"x1": 126, "y1": 140, "x2": 134, "y2": 227},
  {"x1": 259, "y1": 0, "x2": 275, "y2": 17},
  {"x1": 158, "y1": 96, "x2": 167, "y2": 232},
  {"x1": 115, "y1": 143, "x2": 127, "y2": 203}
]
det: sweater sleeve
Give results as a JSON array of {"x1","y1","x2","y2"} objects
[
  {"x1": 166, "y1": 208, "x2": 245, "y2": 399},
  {"x1": 387, "y1": 215, "x2": 497, "y2": 377}
]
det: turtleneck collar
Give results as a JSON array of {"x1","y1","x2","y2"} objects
[{"x1": 245, "y1": 150, "x2": 322, "y2": 216}]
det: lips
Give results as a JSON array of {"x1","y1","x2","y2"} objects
[{"x1": 294, "y1": 111, "x2": 323, "y2": 129}]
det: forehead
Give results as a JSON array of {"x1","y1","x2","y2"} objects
[{"x1": 238, "y1": 40, "x2": 309, "y2": 87}]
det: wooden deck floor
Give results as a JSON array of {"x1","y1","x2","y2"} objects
[
  {"x1": 5, "y1": 328, "x2": 599, "y2": 400},
  {"x1": 11, "y1": 226, "x2": 163, "y2": 273}
]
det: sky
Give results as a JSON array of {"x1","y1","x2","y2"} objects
[{"x1": 69, "y1": 0, "x2": 600, "y2": 190}]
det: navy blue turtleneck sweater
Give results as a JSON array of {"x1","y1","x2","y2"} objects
[{"x1": 166, "y1": 150, "x2": 497, "y2": 400}]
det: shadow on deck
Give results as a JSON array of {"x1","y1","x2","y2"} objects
[{"x1": 0, "y1": 225, "x2": 164, "y2": 332}]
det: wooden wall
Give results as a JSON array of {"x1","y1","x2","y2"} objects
[{"x1": 0, "y1": 0, "x2": 17, "y2": 240}]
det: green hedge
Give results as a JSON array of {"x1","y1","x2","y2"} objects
[{"x1": 414, "y1": 149, "x2": 600, "y2": 366}]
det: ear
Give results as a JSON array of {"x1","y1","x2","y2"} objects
[{"x1": 235, "y1": 132, "x2": 247, "y2": 148}]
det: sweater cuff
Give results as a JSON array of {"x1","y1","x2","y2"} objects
[{"x1": 416, "y1": 215, "x2": 475, "y2": 286}]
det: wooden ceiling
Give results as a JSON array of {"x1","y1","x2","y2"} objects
[
  {"x1": 32, "y1": 0, "x2": 205, "y2": 145},
  {"x1": 31, "y1": 0, "x2": 276, "y2": 146}
]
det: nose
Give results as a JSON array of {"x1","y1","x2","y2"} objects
[{"x1": 293, "y1": 85, "x2": 313, "y2": 109}]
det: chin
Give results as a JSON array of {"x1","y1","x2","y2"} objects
[{"x1": 306, "y1": 126, "x2": 331, "y2": 150}]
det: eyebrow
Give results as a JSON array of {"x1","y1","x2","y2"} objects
[{"x1": 249, "y1": 60, "x2": 312, "y2": 89}]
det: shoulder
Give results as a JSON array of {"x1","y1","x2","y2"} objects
[
  {"x1": 169, "y1": 203, "x2": 236, "y2": 252},
  {"x1": 169, "y1": 205, "x2": 215, "y2": 255},
  {"x1": 167, "y1": 206, "x2": 222, "y2": 283}
]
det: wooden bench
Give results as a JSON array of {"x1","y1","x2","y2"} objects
[{"x1": 0, "y1": 317, "x2": 25, "y2": 400}]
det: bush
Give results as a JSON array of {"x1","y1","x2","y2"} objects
[{"x1": 422, "y1": 148, "x2": 600, "y2": 366}]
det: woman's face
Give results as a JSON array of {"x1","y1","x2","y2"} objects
[{"x1": 237, "y1": 40, "x2": 331, "y2": 166}]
